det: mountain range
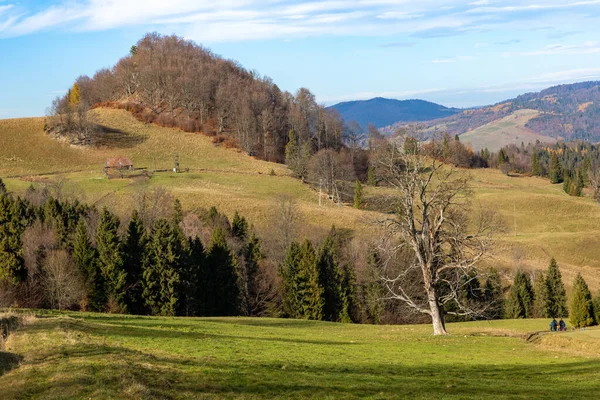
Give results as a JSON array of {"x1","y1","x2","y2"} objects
[
  {"x1": 328, "y1": 98, "x2": 460, "y2": 130},
  {"x1": 331, "y1": 81, "x2": 600, "y2": 151}
]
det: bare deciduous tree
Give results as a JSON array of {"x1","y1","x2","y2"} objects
[
  {"x1": 43, "y1": 250, "x2": 85, "y2": 311},
  {"x1": 375, "y1": 137, "x2": 499, "y2": 335}
]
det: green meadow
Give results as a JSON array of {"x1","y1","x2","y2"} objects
[{"x1": 1, "y1": 312, "x2": 600, "y2": 399}]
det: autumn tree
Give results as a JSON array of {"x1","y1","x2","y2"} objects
[{"x1": 376, "y1": 136, "x2": 497, "y2": 335}]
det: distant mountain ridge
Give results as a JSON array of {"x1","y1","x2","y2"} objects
[
  {"x1": 386, "y1": 81, "x2": 600, "y2": 143},
  {"x1": 328, "y1": 97, "x2": 461, "y2": 129}
]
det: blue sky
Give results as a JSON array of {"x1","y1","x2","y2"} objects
[{"x1": 2, "y1": 0, "x2": 600, "y2": 118}]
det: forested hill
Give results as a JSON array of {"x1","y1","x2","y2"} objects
[
  {"x1": 50, "y1": 33, "x2": 346, "y2": 164},
  {"x1": 328, "y1": 97, "x2": 460, "y2": 129},
  {"x1": 386, "y1": 81, "x2": 600, "y2": 142}
]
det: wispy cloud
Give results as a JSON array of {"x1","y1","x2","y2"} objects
[
  {"x1": 503, "y1": 41, "x2": 600, "y2": 57},
  {"x1": 430, "y1": 55, "x2": 474, "y2": 63},
  {"x1": 0, "y1": 0, "x2": 598, "y2": 42}
]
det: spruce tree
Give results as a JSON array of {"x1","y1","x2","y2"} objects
[
  {"x1": 363, "y1": 247, "x2": 384, "y2": 324},
  {"x1": 532, "y1": 272, "x2": 547, "y2": 318},
  {"x1": 316, "y1": 233, "x2": 343, "y2": 321},
  {"x1": 545, "y1": 258, "x2": 568, "y2": 318},
  {"x1": 205, "y1": 228, "x2": 240, "y2": 316},
  {"x1": 280, "y1": 242, "x2": 303, "y2": 317},
  {"x1": 504, "y1": 271, "x2": 534, "y2": 319},
  {"x1": 142, "y1": 219, "x2": 183, "y2": 316},
  {"x1": 73, "y1": 218, "x2": 104, "y2": 311},
  {"x1": 173, "y1": 199, "x2": 183, "y2": 225},
  {"x1": 296, "y1": 239, "x2": 323, "y2": 320},
  {"x1": 185, "y1": 236, "x2": 206, "y2": 316},
  {"x1": 531, "y1": 152, "x2": 542, "y2": 176},
  {"x1": 96, "y1": 208, "x2": 127, "y2": 312},
  {"x1": 563, "y1": 175, "x2": 571, "y2": 194},
  {"x1": 482, "y1": 268, "x2": 504, "y2": 319},
  {"x1": 550, "y1": 152, "x2": 563, "y2": 184},
  {"x1": 569, "y1": 273, "x2": 596, "y2": 328},
  {"x1": 0, "y1": 195, "x2": 27, "y2": 285},
  {"x1": 593, "y1": 291, "x2": 600, "y2": 324},
  {"x1": 123, "y1": 210, "x2": 147, "y2": 314},
  {"x1": 231, "y1": 211, "x2": 248, "y2": 240},
  {"x1": 367, "y1": 166, "x2": 377, "y2": 186},
  {"x1": 353, "y1": 180, "x2": 363, "y2": 209},
  {"x1": 0, "y1": 177, "x2": 6, "y2": 194},
  {"x1": 241, "y1": 233, "x2": 264, "y2": 316}
]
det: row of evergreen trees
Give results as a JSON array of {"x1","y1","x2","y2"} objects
[{"x1": 506, "y1": 258, "x2": 600, "y2": 327}]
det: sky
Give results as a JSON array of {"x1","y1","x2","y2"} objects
[{"x1": 2, "y1": 0, "x2": 600, "y2": 118}]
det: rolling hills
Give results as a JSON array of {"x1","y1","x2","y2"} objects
[
  {"x1": 328, "y1": 98, "x2": 460, "y2": 129},
  {"x1": 1, "y1": 109, "x2": 600, "y2": 291},
  {"x1": 1, "y1": 312, "x2": 600, "y2": 399},
  {"x1": 360, "y1": 82, "x2": 600, "y2": 151}
]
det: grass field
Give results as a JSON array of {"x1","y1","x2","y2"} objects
[
  {"x1": 459, "y1": 109, "x2": 557, "y2": 152},
  {"x1": 1, "y1": 312, "x2": 600, "y2": 399},
  {"x1": 1, "y1": 109, "x2": 600, "y2": 290}
]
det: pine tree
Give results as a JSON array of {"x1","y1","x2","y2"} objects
[
  {"x1": 504, "y1": 271, "x2": 534, "y2": 319},
  {"x1": 123, "y1": 210, "x2": 147, "y2": 314},
  {"x1": 569, "y1": 273, "x2": 596, "y2": 328},
  {"x1": 531, "y1": 152, "x2": 542, "y2": 176},
  {"x1": 550, "y1": 152, "x2": 563, "y2": 184},
  {"x1": 96, "y1": 208, "x2": 127, "y2": 312},
  {"x1": 353, "y1": 180, "x2": 363, "y2": 209},
  {"x1": 231, "y1": 211, "x2": 248, "y2": 240},
  {"x1": 73, "y1": 218, "x2": 104, "y2": 311},
  {"x1": 545, "y1": 257, "x2": 568, "y2": 318},
  {"x1": 367, "y1": 166, "x2": 377, "y2": 186},
  {"x1": 532, "y1": 272, "x2": 547, "y2": 318},
  {"x1": 498, "y1": 148, "x2": 509, "y2": 165},
  {"x1": 142, "y1": 219, "x2": 183, "y2": 316},
  {"x1": 0, "y1": 177, "x2": 6, "y2": 194},
  {"x1": 205, "y1": 228, "x2": 240, "y2": 316}
]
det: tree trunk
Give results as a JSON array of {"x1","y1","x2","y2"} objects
[{"x1": 427, "y1": 288, "x2": 448, "y2": 335}]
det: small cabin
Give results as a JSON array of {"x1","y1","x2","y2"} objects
[{"x1": 105, "y1": 157, "x2": 134, "y2": 171}]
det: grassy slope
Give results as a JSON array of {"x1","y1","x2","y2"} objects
[
  {"x1": 1, "y1": 313, "x2": 600, "y2": 399},
  {"x1": 1, "y1": 110, "x2": 600, "y2": 289},
  {"x1": 459, "y1": 109, "x2": 557, "y2": 152},
  {"x1": 0, "y1": 109, "x2": 375, "y2": 237}
]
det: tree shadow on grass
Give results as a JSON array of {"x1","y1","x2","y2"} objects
[
  {"x1": 0, "y1": 352, "x2": 22, "y2": 376},
  {"x1": 90, "y1": 125, "x2": 147, "y2": 148},
  {"x1": 7, "y1": 341, "x2": 600, "y2": 399}
]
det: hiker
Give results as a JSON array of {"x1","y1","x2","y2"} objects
[
  {"x1": 550, "y1": 318, "x2": 557, "y2": 331},
  {"x1": 559, "y1": 319, "x2": 566, "y2": 332}
]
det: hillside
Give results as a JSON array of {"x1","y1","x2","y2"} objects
[
  {"x1": 328, "y1": 98, "x2": 460, "y2": 129},
  {"x1": 1, "y1": 312, "x2": 600, "y2": 399},
  {"x1": 2, "y1": 110, "x2": 600, "y2": 290},
  {"x1": 458, "y1": 109, "x2": 557, "y2": 152},
  {"x1": 385, "y1": 81, "x2": 600, "y2": 150}
]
